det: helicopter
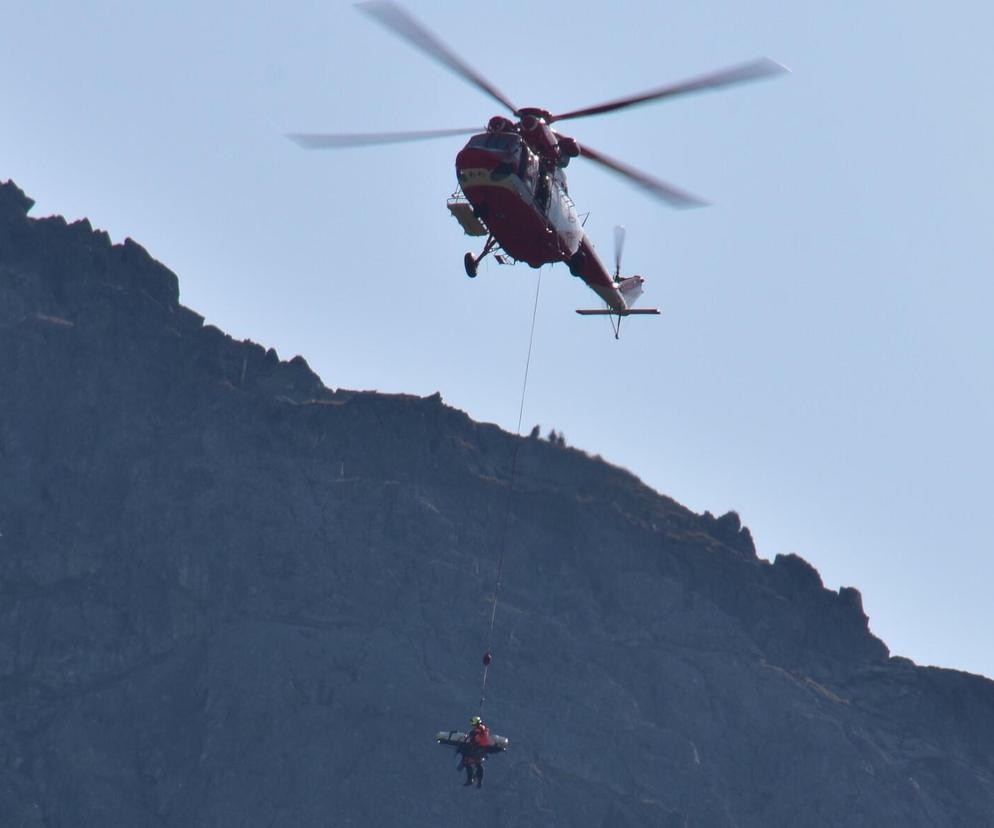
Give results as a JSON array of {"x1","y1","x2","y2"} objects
[{"x1": 290, "y1": 1, "x2": 787, "y2": 334}]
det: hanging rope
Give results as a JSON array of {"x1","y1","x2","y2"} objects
[{"x1": 479, "y1": 269, "x2": 543, "y2": 710}]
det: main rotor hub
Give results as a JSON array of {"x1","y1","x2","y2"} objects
[{"x1": 516, "y1": 107, "x2": 552, "y2": 122}]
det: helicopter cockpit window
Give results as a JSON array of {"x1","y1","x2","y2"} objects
[{"x1": 467, "y1": 132, "x2": 523, "y2": 154}]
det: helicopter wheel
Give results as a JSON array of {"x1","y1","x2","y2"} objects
[{"x1": 464, "y1": 252, "x2": 478, "y2": 278}]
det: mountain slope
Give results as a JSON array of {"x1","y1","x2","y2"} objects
[{"x1": 1, "y1": 180, "x2": 992, "y2": 827}]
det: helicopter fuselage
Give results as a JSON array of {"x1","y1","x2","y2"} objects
[{"x1": 455, "y1": 128, "x2": 629, "y2": 312}]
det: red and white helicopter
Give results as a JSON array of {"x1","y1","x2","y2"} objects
[{"x1": 291, "y1": 2, "x2": 786, "y2": 336}]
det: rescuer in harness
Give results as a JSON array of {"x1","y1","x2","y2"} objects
[
  {"x1": 461, "y1": 716, "x2": 490, "y2": 787},
  {"x1": 435, "y1": 715, "x2": 508, "y2": 784}
]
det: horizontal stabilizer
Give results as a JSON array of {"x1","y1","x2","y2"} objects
[{"x1": 576, "y1": 308, "x2": 660, "y2": 316}]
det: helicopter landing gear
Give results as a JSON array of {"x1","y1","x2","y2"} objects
[{"x1": 464, "y1": 234, "x2": 499, "y2": 278}]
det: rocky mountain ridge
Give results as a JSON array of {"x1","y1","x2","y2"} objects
[{"x1": 1, "y1": 179, "x2": 992, "y2": 826}]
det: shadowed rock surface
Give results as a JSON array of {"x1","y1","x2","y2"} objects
[{"x1": 1, "y1": 179, "x2": 993, "y2": 826}]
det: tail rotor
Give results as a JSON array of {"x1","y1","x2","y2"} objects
[{"x1": 613, "y1": 224, "x2": 626, "y2": 282}]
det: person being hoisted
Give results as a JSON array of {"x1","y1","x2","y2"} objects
[
  {"x1": 436, "y1": 716, "x2": 508, "y2": 784},
  {"x1": 462, "y1": 716, "x2": 490, "y2": 788}
]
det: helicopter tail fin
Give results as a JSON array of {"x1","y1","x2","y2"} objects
[{"x1": 617, "y1": 274, "x2": 647, "y2": 306}]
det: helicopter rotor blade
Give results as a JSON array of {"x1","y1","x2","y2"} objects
[
  {"x1": 614, "y1": 225, "x2": 626, "y2": 278},
  {"x1": 550, "y1": 58, "x2": 788, "y2": 123},
  {"x1": 357, "y1": 1, "x2": 519, "y2": 115},
  {"x1": 578, "y1": 143, "x2": 708, "y2": 209},
  {"x1": 288, "y1": 126, "x2": 481, "y2": 149}
]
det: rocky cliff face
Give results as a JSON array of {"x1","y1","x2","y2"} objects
[{"x1": 2, "y1": 180, "x2": 992, "y2": 827}]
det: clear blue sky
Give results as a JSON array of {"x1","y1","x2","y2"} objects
[{"x1": 4, "y1": 1, "x2": 992, "y2": 679}]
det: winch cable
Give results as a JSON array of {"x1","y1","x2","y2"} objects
[{"x1": 479, "y1": 268, "x2": 542, "y2": 711}]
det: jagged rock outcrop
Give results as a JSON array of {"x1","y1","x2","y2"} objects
[{"x1": 2, "y1": 180, "x2": 993, "y2": 826}]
